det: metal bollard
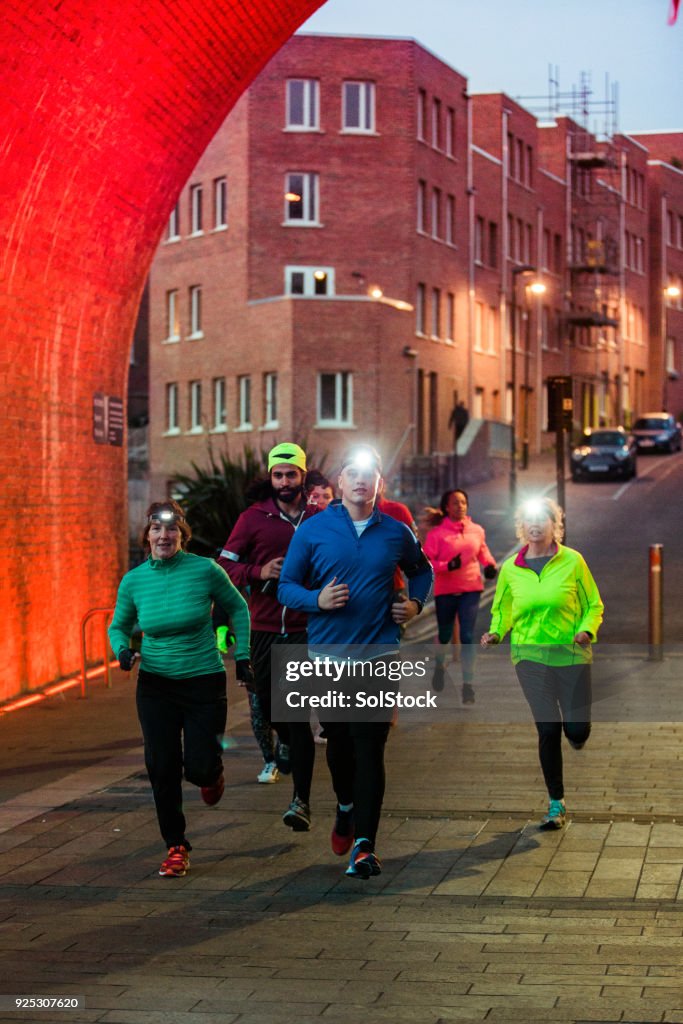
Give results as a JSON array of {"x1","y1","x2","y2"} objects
[{"x1": 648, "y1": 544, "x2": 663, "y2": 661}]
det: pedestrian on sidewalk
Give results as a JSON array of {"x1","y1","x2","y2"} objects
[
  {"x1": 481, "y1": 497, "x2": 604, "y2": 830},
  {"x1": 423, "y1": 489, "x2": 497, "y2": 704},
  {"x1": 218, "y1": 442, "x2": 318, "y2": 832},
  {"x1": 108, "y1": 501, "x2": 252, "y2": 878},
  {"x1": 278, "y1": 444, "x2": 433, "y2": 879}
]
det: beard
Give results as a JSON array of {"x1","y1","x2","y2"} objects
[{"x1": 272, "y1": 483, "x2": 303, "y2": 505}]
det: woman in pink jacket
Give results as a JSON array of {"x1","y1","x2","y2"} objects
[{"x1": 423, "y1": 489, "x2": 497, "y2": 703}]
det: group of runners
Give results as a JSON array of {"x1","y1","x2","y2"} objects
[{"x1": 109, "y1": 440, "x2": 603, "y2": 879}]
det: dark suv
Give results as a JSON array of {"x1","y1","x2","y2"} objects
[
  {"x1": 632, "y1": 413, "x2": 682, "y2": 454},
  {"x1": 570, "y1": 427, "x2": 637, "y2": 482}
]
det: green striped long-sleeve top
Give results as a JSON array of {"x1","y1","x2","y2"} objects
[{"x1": 108, "y1": 551, "x2": 250, "y2": 678}]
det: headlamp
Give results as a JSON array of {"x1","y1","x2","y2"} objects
[
  {"x1": 520, "y1": 498, "x2": 551, "y2": 523},
  {"x1": 148, "y1": 509, "x2": 184, "y2": 526},
  {"x1": 341, "y1": 445, "x2": 382, "y2": 474}
]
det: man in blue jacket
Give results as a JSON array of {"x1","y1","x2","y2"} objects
[{"x1": 278, "y1": 444, "x2": 433, "y2": 879}]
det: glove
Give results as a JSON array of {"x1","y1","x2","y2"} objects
[
  {"x1": 235, "y1": 659, "x2": 254, "y2": 686},
  {"x1": 216, "y1": 625, "x2": 236, "y2": 654},
  {"x1": 447, "y1": 554, "x2": 462, "y2": 571},
  {"x1": 483, "y1": 564, "x2": 497, "y2": 580},
  {"x1": 118, "y1": 648, "x2": 138, "y2": 672}
]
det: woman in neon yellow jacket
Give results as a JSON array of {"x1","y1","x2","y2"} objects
[{"x1": 481, "y1": 497, "x2": 603, "y2": 830}]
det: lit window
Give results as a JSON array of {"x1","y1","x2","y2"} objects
[
  {"x1": 167, "y1": 203, "x2": 180, "y2": 241},
  {"x1": 214, "y1": 178, "x2": 227, "y2": 229},
  {"x1": 263, "y1": 372, "x2": 278, "y2": 426},
  {"x1": 284, "y1": 172, "x2": 319, "y2": 224},
  {"x1": 166, "y1": 383, "x2": 179, "y2": 434},
  {"x1": 188, "y1": 286, "x2": 202, "y2": 337},
  {"x1": 165, "y1": 290, "x2": 179, "y2": 341},
  {"x1": 189, "y1": 185, "x2": 203, "y2": 234},
  {"x1": 285, "y1": 266, "x2": 334, "y2": 296},
  {"x1": 238, "y1": 376, "x2": 251, "y2": 428},
  {"x1": 286, "y1": 79, "x2": 319, "y2": 130},
  {"x1": 342, "y1": 81, "x2": 375, "y2": 133},
  {"x1": 318, "y1": 372, "x2": 353, "y2": 426},
  {"x1": 189, "y1": 381, "x2": 202, "y2": 432},
  {"x1": 212, "y1": 378, "x2": 226, "y2": 431}
]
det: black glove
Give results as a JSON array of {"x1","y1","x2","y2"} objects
[
  {"x1": 118, "y1": 648, "x2": 138, "y2": 672},
  {"x1": 483, "y1": 564, "x2": 498, "y2": 580},
  {"x1": 235, "y1": 659, "x2": 254, "y2": 686},
  {"x1": 447, "y1": 554, "x2": 462, "y2": 571}
]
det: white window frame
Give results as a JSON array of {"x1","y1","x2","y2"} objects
[
  {"x1": 285, "y1": 266, "x2": 335, "y2": 297},
  {"x1": 189, "y1": 380, "x2": 203, "y2": 433},
  {"x1": 317, "y1": 372, "x2": 353, "y2": 427},
  {"x1": 165, "y1": 383, "x2": 180, "y2": 435},
  {"x1": 237, "y1": 375, "x2": 252, "y2": 430},
  {"x1": 286, "y1": 79, "x2": 319, "y2": 130},
  {"x1": 165, "y1": 289, "x2": 179, "y2": 342},
  {"x1": 213, "y1": 177, "x2": 227, "y2": 229},
  {"x1": 189, "y1": 184, "x2": 203, "y2": 235},
  {"x1": 212, "y1": 377, "x2": 227, "y2": 432},
  {"x1": 284, "y1": 172, "x2": 320, "y2": 225},
  {"x1": 342, "y1": 81, "x2": 375, "y2": 134},
  {"x1": 167, "y1": 203, "x2": 180, "y2": 241},
  {"x1": 188, "y1": 285, "x2": 203, "y2": 339},
  {"x1": 263, "y1": 372, "x2": 278, "y2": 427}
]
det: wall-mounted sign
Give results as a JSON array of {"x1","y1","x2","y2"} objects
[{"x1": 93, "y1": 392, "x2": 124, "y2": 447}]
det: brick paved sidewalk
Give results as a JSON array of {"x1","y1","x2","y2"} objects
[{"x1": 1, "y1": 667, "x2": 682, "y2": 1024}]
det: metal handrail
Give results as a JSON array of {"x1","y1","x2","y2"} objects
[{"x1": 80, "y1": 607, "x2": 115, "y2": 698}]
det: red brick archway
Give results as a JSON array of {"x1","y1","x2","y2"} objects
[{"x1": 0, "y1": 0, "x2": 324, "y2": 701}]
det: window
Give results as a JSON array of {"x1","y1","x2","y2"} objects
[
  {"x1": 285, "y1": 266, "x2": 334, "y2": 296},
  {"x1": 446, "y1": 292, "x2": 455, "y2": 341},
  {"x1": 285, "y1": 172, "x2": 319, "y2": 224},
  {"x1": 167, "y1": 203, "x2": 179, "y2": 241},
  {"x1": 189, "y1": 184, "x2": 203, "y2": 234},
  {"x1": 417, "y1": 180, "x2": 426, "y2": 233},
  {"x1": 416, "y1": 88, "x2": 427, "y2": 141},
  {"x1": 474, "y1": 216, "x2": 484, "y2": 264},
  {"x1": 445, "y1": 195, "x2": 455, "y2": 245},
  {"x1": 342, "y1": 81, "x2": 375, "y2": 133},
  {"x1": 318, "y1": 371, "x2": 353, "y2": 426},
  {"x1": 666, "y1": 337, "x2": 676, "y2": 374},
  {"x1": 213, "y1": 177, "x2": 227, "y2": 229},
  {"x1": 263, "y1": 372, "x2": 278, "y2": 426},
  {"x1": 188, "y1": 285, "x2": 202, "y2": 337},
  {"x1": 189, "y1": 381, "x2": 202, "y2": 432},
  {"x1": 445, "y1": 107, "x2": 455, "y2": 157},
  {"x1": 488, "y1": 222, "x2": 498, "y2": 268},
  {"x1": 286, "y1": 79, "x2": 319, "y2": 130},
  {"x1": 416, "y1": 283, "x2": 426, "y2": 334},
  {"x1": 212, "y1": 377, "x2": 226, "y2": 431},
  {"x1": 473, "y1": 387, "x2": 484, "y2": 419},
  {"x1": 487, "y1": 306, "x2": 497, "y2": 353},
  {"x1": 431, "y1": 287, "x2": 441, "y2": 338},
  {"x1": 166, "y1": 383, "x2": 179, "y2": 434},
  {"x1": 431, "y1": 188, "x2": 441, "y2": 240},
  {"x1": 165, "y1": 289, "x2": 179, "y2": 341},
  {"x1": 238, "y1": 376, "x2": 251, "y2": 428},
  {"x1": 431, "y1": 97, "x2": 441, "y2": 149},
  {"x1": 474, "y1": 302, "x2": 484, "y2": 352}
]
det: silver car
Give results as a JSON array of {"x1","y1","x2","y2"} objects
[
  {"x1": 632, "y1": 413, "x2": 682, "y2": 454},
  {"x1": 571, "y1": 427, "x2": 638, "y2": 481}
]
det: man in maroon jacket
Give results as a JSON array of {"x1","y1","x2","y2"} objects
[{"x1": 218, "y1": 442, "x2": 316, "y2": 830}]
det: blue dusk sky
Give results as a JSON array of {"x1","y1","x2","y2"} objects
[{"x1": 299, "y1": 0, "x2": 682, "y2": 133}]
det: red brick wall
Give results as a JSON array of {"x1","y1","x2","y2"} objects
[{"x1": 0, "y1": 0, "x2": 324, "y2": 701}]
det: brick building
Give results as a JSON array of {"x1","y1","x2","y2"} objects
[{"x1": 146, "y1": 33, "x2": 683, "y2": 495}]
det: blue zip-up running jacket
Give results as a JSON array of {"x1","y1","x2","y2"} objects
[{"x1": 277, "y1": 501, "x2": 433, "y2": 654}]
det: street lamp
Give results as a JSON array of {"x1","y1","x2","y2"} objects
[
  {"x1": 509, "y1": 265, "x2": 541, "y2": 505},
  {"x1": 521, "y1": 279, "x2": 547, "y2": 470},
  {"x1": 663, "y1": 284, "x2": 681, "y2": 410}
]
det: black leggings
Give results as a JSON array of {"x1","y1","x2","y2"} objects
[
  {"x1": 515, "y1": 660, "x2": 592, "y2": 801},
  {"x1": 320, "y1": 720, "x2": 391, "y2": 847},
  {"x1": 136, "y1": 669, "x2": 227, "y2": 848}
]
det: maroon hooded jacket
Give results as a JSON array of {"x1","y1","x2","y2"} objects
[{"x1": 218, "y1": 497, "x2": 316, "y2": 633}]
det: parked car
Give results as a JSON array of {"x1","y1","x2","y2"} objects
[
  {"x1": 570, "y1": 427, "x2": 638, "y2": 482},
  {"x1": 632, "y1": 413, "x2": 682, "y2": 453}
]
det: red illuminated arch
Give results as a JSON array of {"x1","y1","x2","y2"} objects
[{"x1": 0, "y1": 0, "x2": 325, "y2": 700}]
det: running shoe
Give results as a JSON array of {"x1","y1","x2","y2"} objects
[
  {"x1": 461, "y1": 683, "x2": 475, "y2": 705},
  {"x1": 257, "y1": 761, "x2": 279, "y2": 784},
  {"x1": 345, "y1": 839, "x2": 382, "y2": 879},
  {"x1": 159, "y1": 845, "x2": 190, "y2": 877},
  {"x1": 282, "y1": 797, "x2": 311, "y2": 831},
  {"x1": 432, "y1": 663, "x2": 445, "y2": 692},
  {"x1": 330, "y1": 805, "x2": 355, "y2": 856},
  {"x1": 275, "y1": 741, "x2": 291, "y2": 775},
  {"x1": 539, "y1": 798, "x2": 566, "y2": 830},
  {"x1": 200, "y1": 770, "x2": 225, "y2": 806}
]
